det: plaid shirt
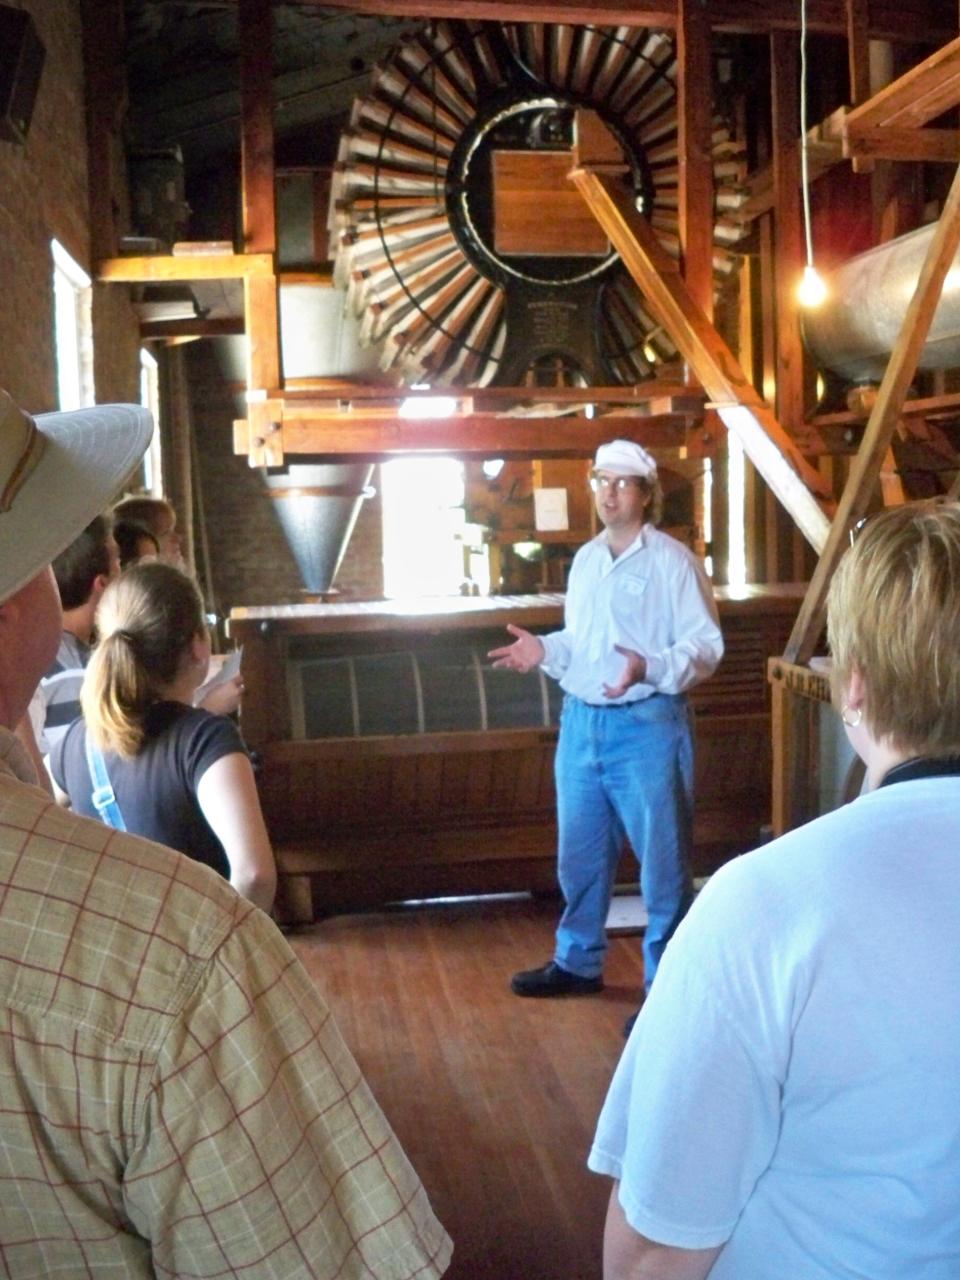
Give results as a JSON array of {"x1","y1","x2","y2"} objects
[{"x1": 0, "y1": 728, "x2": 451, "y2": 1279}]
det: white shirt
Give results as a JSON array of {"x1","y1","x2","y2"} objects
[
  {"x1": 589, "y1": 777, "x2": 960, "y2": 1278},
  {"x1": 539, "y1": 525, "x2": 723, "y2": 703}
]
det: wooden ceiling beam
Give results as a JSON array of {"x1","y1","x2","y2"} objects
[
  {"x1": 97, "y1": 254, "x2": 274, "y2": 282},
  {"x1": 140, "y1": 318, "x2": 246, "y2": 338},
  {"x1": 233, "y1": 413, "x2": 711, "y2": 460},
  {"x1": 291, "y1": 0, "x2": 957, "y2": 41},
  {"x1": 843, "y1": 125, "x2": 960, "y2": 163},
  {"x1": 843, "y1": 32, "x2": 960, "y2": 130},
  {"x1": 280, "y1": 377, "x2": 698, "y2": 405},
  {"x1": 734, "y1": 31, "x2": 960, "y2": 226},
  {"x1": 808, "y1": 389, "x2": 960, "y2": 426}
]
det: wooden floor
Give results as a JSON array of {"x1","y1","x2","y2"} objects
[{"x1": 289, "y1": 894, "x2": 645, "y2": 1280}]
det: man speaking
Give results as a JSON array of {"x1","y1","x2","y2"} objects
[{"x1": 490, "y1": 439, "x2": 722, "y2": 1025}]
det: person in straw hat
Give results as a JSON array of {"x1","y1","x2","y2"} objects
[
  {"x1": 0, "y1": 389, "x2": 451, "y2": 1279},
  {"x1": 490, "y1": 439, "x2": 723, "y2": 1026}
]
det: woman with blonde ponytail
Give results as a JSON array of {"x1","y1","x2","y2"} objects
[{"x1": 51, "y1": 561, "x2": 276, "y2": 912}]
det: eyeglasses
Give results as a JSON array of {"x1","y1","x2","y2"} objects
[
  {"x1": 589, "y1": 470, "x2": 646, "y2": 494},
  {"x1": 848, "y1": 516, "x2": 871, "y2": 548}
]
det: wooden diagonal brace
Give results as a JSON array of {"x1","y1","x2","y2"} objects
[{"x1": 568, "y1": 158, "x2": 833, "y2": 552}]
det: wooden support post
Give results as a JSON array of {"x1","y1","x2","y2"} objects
[
  {"x1": 845, "y1": 0, "x2": 871, "y2": 105},
  {"x1": 771, "y1": 31, "x2": 807, "y2": 436},
  {"x1": 769, "y1": 658, "x2": 830, "y2": 835},
  {"x1": 769, "y1": 665, "x2": 793, "y2": 836},
  {"x1": 80, "y1": 0, "x2": 125, "y2": 263},
  {"x1": 239, "y1": 0, "x2": 281, "y2": 459},
  {"x1": 569, "y1": 143, "x2": 832, "y2": 553},
  {"x1": 247, "y1": 394, "x2": 285, "y2": 468},
  {"x1": 240, "y1": 0, "x2": 276, "y2": 255},
  {"x1": 677, "y1": 0, "x2": 715, "y2": 330},
  {"x1": 845, "y1": 0, "x2": 874, "y2": 172},
  {"x1": 738, "y1": 250, "x2": 764, "y2": 582},
  {"x1": 784, "y1": 159, "x2": 960, "y2": 663}
]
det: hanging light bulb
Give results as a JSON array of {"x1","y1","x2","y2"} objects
[
  {"x1": 797, "y1": 0, "x2": 828, "y2": 309},
  {"x1": 797, "y1": 263, "x2": 827, "y2": 307}
]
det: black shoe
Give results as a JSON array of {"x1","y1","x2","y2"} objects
[
  {"x1": 511, "y1": 960, "x2": 603, "y2": 998},
  {"x1": 623, "y1": 1009, "x2": 640, "y2": 1038}
]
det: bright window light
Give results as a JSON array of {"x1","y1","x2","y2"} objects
[
  {"x1": 727, "y1": 432, "x2": 747, "y2": 589},
  {"x1": 702, "y1": 458, "x2": 713, "y2": 577},
  {"x1": 398, "y1": 395, "x2": 459, "y2": 419},
  {"x1": 140, "y1": 347, "x2": 162, "y2": 494},
  {"x1": 381, "y1": 456, "x2": 467, "y2": 598},
  {"x1": 51, "y1": 239, "x2": 93, "y2": 411}
]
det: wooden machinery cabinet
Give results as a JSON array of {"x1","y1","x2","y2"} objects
[{"x1": 229, "y1": 587, "x2": 806, "y2": 923}]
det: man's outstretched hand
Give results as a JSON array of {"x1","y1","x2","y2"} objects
[
  {"x1": 603, "y1": 644, "x2": 648, "y2": 699},
  {"x1": 488, "y1": 624, "x2": 546, "y2": 674}
]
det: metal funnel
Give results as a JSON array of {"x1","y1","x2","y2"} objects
[
  {"x1": 214, "y1": 281, "x2": 383, "y2": 595},
  {"x1": 263, "y1": 462, "x2": 374, "y2": 594}
]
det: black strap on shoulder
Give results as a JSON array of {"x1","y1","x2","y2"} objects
[{"x1": 878, "y1": 756, "x2": 960, "y2": 789}]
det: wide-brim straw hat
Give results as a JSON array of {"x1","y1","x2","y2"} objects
[{"x1": 0, "y1": 390, "x2": 153, "y2": 604}]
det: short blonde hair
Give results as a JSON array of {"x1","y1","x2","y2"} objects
[
  {"x1": 827, "y1": 501, "x2": 960, "y2": 757},
  {"x1": 82, "y1": 561, "x2": 205, "y2": 758}
]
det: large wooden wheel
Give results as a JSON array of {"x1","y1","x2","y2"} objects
[{"x1": 330, "y1": 20, "x2": 744, "y2": 387}]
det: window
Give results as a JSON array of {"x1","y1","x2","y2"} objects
[
  {"x1": 727, "y1": 433, "x2": 747, "y2": 589},
  {"x1": 51, "y1": 239, "x2": 93, "y2": 410},
  {"x1": 139, "y1": 347, "x2": 162, "y2": 494},
  {"x1": 380, "y1": 456, "x2": 467, "y2": 598}
]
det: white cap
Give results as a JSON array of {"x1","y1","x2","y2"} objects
[{"x1": 594, "y1": 438, "x2": 657, "y2": 479}]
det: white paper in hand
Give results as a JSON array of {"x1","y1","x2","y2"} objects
[{"x1": 195, "y1": 647, "x2": 243, "y2": 705}]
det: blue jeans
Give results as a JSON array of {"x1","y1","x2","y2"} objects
[{"x1": 553, "y1": 694, "x2": 694, "y2": 990}]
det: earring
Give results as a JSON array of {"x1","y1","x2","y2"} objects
[{"x1": 840, "y1": 704, "x2": 862, "y2": 728}]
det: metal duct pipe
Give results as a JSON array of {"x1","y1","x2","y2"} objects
[{"x1": 802, "y1": 221, "x2": 960, "y2": 383}]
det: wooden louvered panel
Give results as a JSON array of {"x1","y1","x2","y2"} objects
[
  {"x1": 330, "y1": 20, "x2": 747, "y2": 387},
  {"x1": 438, "y1": 288, "x2": 505, "y2": 384},
  {"x1": 359, "y1": 93, "x2": 461, "y2": 147},
  {"x1": 384, "y1": 266, "x2": 482, "y2": 370},
  {"x1": 571, "y1": 27, "x2": 605, "y2": 94},
  {"x1": 345, "y1": 128, "x2": 453, "y2": 172},
  {"x1": 551, "y1": 24, "x2": 575, "y2": 84},
  {"x1": 362, "y1": 251, "x2": 468, "y2": 342},
  {"x1": 390, "y1": 48, "x2": 476, "y2": 121},
  {"x1": 401, "y1": 277, "x2": 494, "y2": 376},
  {"x1": 346, "y1": 237, "x2": 460, "y2": 312}
]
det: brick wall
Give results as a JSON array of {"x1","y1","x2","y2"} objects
[
  {"x1": 0, "y1": 0, "x2": 140, "y2": 411},
  {"x1": 0, "y1": 1, "x2": 380, "y2": 607}
]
